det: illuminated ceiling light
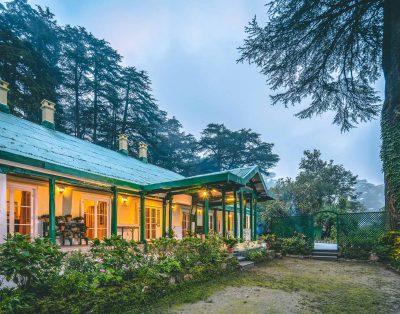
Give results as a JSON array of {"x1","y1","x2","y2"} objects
[
  {"x1": 58, "y1": 186, "x2": 65, "y2": 194},
  {"x1": 121, "y1": 196, "x2": 128, "y2": 203}
]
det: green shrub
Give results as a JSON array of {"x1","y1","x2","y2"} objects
[
  {"x1": 0, "y1": 234, "x2": 64, "y2": 288},
  {"x1": 280, "y1": 233, "x2": 312, "y2": 255},
  {"x1": 64, "y1": 251, "x2": 96, "y2": 273},
  {"x1": 0, "y1": 234, "x2": 236, "y2": 313},
  {"x1": 244, "y1": 248, "x2": 272, "y2": 263}
]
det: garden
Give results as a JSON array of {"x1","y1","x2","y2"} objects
[
  {"x1": 1, "y1": 229, "x2": 399, "y2": 313},
  {"x1": 0, "y1": 234, "x2": 239, "y2": 313}
]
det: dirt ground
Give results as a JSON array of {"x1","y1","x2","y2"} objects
[{"x1": 168, "y1": 258, "x2": 400, "y2": 314}]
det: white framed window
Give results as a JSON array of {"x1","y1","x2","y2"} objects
[
  {"x1": 7, "y1": 183, "x2": 37, "y2": 239},
  {"x1": 81, "y1": 194, "x2": 111, "y2": 239},
  {"x1": 182, "y1": 209, "x2": 190, "y2": 237},
  {"x1": 145, "y1": 206, "x2": 161, "y2": 240}
]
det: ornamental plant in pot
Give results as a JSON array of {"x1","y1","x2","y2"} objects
[
  {"x1": 223, "y1": 237, "x2": 238, "y2": 253},
  {"x1": 40, "y1": 214, "x2": 49, "y2": 222}
]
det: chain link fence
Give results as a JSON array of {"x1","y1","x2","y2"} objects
[{"x1": 269, "y1": 211, "x2": 390, "y2": 258}]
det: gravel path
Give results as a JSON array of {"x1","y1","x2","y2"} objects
[{"x1": 168, "y1": 258, "x2": 400, "y2": 314}]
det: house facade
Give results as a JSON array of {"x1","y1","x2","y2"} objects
[{"x1": 0, "y1": 80, "x2": 272, "y2": 245}]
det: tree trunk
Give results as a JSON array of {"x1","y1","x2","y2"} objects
[
  {"x1": 74, "y1": 64, "x2": 80, "y2": 138},
  {"x1": 382, "y1": 0, "x2": 400, "y2": 229},
  {"x1": 93, "y1": 64, "x2": 98, "y2": 143},
  {"x1": 122, "y1": 76, "x2": 131, "y2": 134}
]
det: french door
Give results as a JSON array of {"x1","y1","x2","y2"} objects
[
  {"x1": 82, "y1": 197, "x2": 110, "y2": 239},
  {"x1": 7, "y1": 185, "x2": 35, "y2": 238},
  {"x1": 182, "y1": 210, "x2": 190, "y2": 237},
  {"x1": 145, "y1": 207, "x2": 160, "y2": 240}
]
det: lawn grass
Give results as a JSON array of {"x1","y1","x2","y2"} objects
[{"x1": 145, "y1": 259, "x2": 390, "y2": 313}]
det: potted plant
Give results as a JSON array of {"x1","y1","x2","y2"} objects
[
  {"x1": 73, "y1": 216, "x2": 84, "y2": 223},
  {"x1": 223, "y1": 237, "x2": 238, "y2": 253},
  {"x1": 39, "y1": 214, "x2": 49, "y2": 222},
  {"x1": 65, "y1": 214, "x2": 72, "y2": 223},
  {"x1": 57, "y1": 222, "x2": 66, "y2": 231}
]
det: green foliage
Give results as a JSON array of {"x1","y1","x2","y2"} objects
[
  {"x1": 197, "y1": 123, "x2": 279, "y2": 173},
  {"x1": 280, "y1": 233, "x2": 312, "y2": 256},
  {"x1": 239, "y1": 0, "x2": 382, "y2": 131},
  {"x1": 0, "y1": 234, "x2": 64, "y2": 288},
  {"x1": 64, "y1": 251, "x2": 96, "y2": 274},
  {"x1": 244, "y1": 248, "x2": 273, "y2": 263},
  {"x1": 381, "y1": 112, "x2": 400, "y2": 228},
  {"x1": 222, "y1": 236, "x2": 238, "y2": 249},
  {"x1": 375, "y1": 231, "x2": 400, "y2": 269},
  {"x1": 0, "y1": 234, "x2": 237, "y2": 313}
]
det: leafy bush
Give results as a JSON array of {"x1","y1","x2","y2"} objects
[
  {"x1": 245, "y1": 248, "x2": 274, "y2": 263},
  {"x1": 280, "y1": 233, "x2": 312, "y2": 255},
  {"x1": 339, "y1": 228, "x2": 384, "y2": 259},
  {"x1": 64, "y1": 251, "x2": 96, "y2": 273},
  {"x1": 376, "y1": 230, "x2": 400, "y2": 269},
  {"x1": 222, "y1": 237, "x2": 238, "y2": 249},
  {"x1": 0, "y1": 234, "x2": 237, "y2": 313},
  {"x1": 0, "y1": 234, "x2": 64, "y2": 288}
]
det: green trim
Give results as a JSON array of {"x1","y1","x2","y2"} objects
[
  {"x1": 41, "y1": 120, "x2": 55, "y2": 130},
  {"x1": 118, "y1": 149, "x2": 128, "y2": 155},
  {"x1": 239, "y1": 191, "x2": 244, "y2": 240},
  {"x1": 0, "y1": 103, "x2": 9, "y2": 114},
  {"x1": 111, "y1": 187, "x2": 118, "y2": 235},
  {"x1": 250, "y1": 194, "x2": 254, "y2": 240},
  {"x1": 49, "y1": 178, "x2": 56, "y2": 243},
  {"x1": 253, "y1": 199, "x2": 258, "y2": 239},
  {"x1": 204, "y1": 197, "x2": 209, "y2": 237},
  {"x1": 140, "y1": 193, "x2": 145, "y2": 242},
  {"x1": 233, "y1": 189, "x2": 238, "y2": 238},
  {"x1": 139, "y1": 157, "x2": 148, "y2": 163},
  {"x1": 222, "y1": 190, "x2": 226, "y2": 237},
  {"x1": 213, "y1": 208, "x2": 217, "y2": 233},
  {"x1": 162, "y1": 197, "x2": 167, "y2": 237},
  {"x1": 242, "y1": 165, "x2": 259, "y2": 182},
  {"x1": 168, "y1": 194, "x2": 173, "y2": 237},
  {"x1": 143, "y1": 172, "x2": 245, "y2": 193},
  {"x1": 0, "y1": 150, "x2": 143, "y2": 191}
]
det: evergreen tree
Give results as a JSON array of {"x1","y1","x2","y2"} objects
[
  {"x1": 0, "y1": 0, "x2": 60, "y2": 123},
  {"x1": 87, "y1": 36, "x2": 122, "y2": 144},
  {"x1": 198, "y1": 123, "x2": 279, "y2": 173},
  {"x1": 58, "y1": 25, "x2": 92, "y2": 137},
  {"x1": 153, "y1": 117, "x2": 199, "y2": 176},
  {"x1": 239, "y1": 0, "x2": 399, "y2": 227}
]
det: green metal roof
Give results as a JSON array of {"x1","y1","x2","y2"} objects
[{"x1": 0, "y1": 112, "x2": 183, "y2": 187}]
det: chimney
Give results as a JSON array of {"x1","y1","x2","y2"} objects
[
  {"x1": 139, "y1": 143, "x2": 148, "y2": 162},
  {"x1": 40, "y1": 99, "x2": 55, "y2": 129},
  {"x1": 118, "y1": 134, "x2": 128, "y2": 155},
  {"x1": 0, "y1": 80, "x2": 10, "y2": 113}
]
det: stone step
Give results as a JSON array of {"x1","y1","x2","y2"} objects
[
  {"x1": 239, "y1": 260, "x2": 255, "y2": 269},
  {"x1": 237, "y1": 255, "x2": 246, "y2": 262},
  {"x1": 313, "y1": 250, "x2": 338, "y2": 257}
]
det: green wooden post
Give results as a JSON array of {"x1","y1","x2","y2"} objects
[
  {"x1": 213, "y1": 208, "x2": 218, "y2": 234},
  {"x1": 111, "y1": 187, "x2": 118, "y2": 235},
  {"x1": 239, "y1": 191, "x2": 244, "y2": 241},
  {"x1": 222, "y1": 190, "x2": 226, "y2": 237},
  {"x1": 194, "y1": 204, "x2": 198, "y2": 234},
  {"x1": 162, "y1": 197, "x2": 167, "y2": 237},
  {"x1": 250, "y1": 193, "x2": 254, "y2": 240},
  {"x1": 48, "y1": 178, "x2": 56, "y2": 244},
  {"x1": 227, "y1": 212, "x2": 231, "y2": 233},
  {"x1": 253, "y1": 198, "x2": 258, "y2": 240},
  {"x1": 168, "y1": 194, "x2": 173, "y2": 237},
  {"x1": 204, "y1": 196, "x2": 209, "y2": 237},
  {"x1": 233, "y1": 189, "x2": 238, "y2": 238},
  {"x1": 140, "y1": 193, "x2": 145, "y2": 242}
]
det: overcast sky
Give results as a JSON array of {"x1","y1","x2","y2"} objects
[{"x1": 28, "y1": 0, "x2": 384, "y2": 184}]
